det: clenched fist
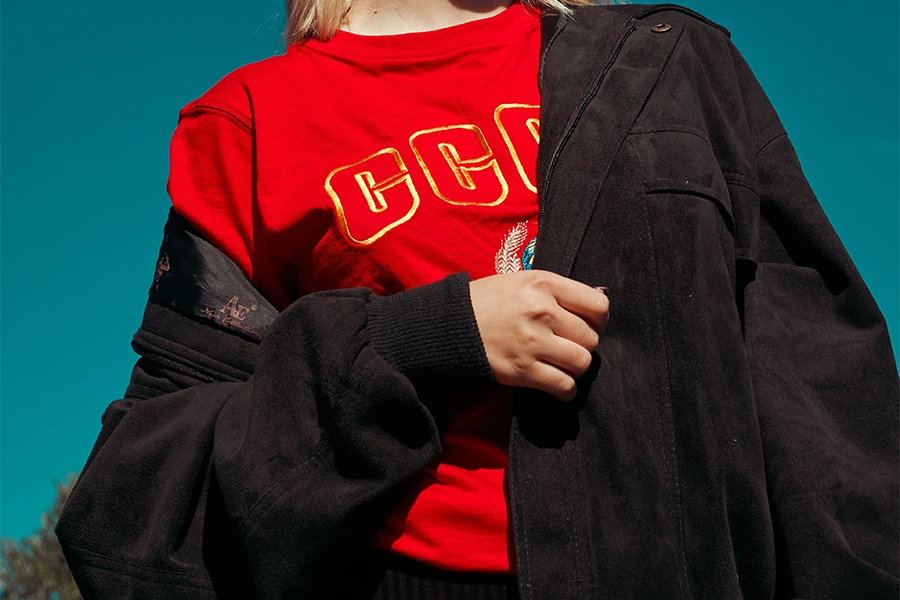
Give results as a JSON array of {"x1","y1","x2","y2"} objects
[{"x1": 469, "y1": 270, "x2": 609, "y2": 402}]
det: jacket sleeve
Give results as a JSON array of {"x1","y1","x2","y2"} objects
[
  {"x1": 55, "y1": 212, "x2": 494, "y2": 599},
  {"x1": 731, "y1": 44, "x2": 900, "y2": 598}
]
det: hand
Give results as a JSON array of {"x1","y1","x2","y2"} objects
[{"x1": 469, "y1": 270, "x2": 609, "y2": 402}]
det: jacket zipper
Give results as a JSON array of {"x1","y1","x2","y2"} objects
[
  {"x1": 537, "y1": 18, "x2": 639, "y2": 236},
  {"x1": 512, "y1": 15, "x2": 642, "y2": 594}
]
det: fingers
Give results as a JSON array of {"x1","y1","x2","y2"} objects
[
  {"x1": 516, "y1": 335, "x2": 594, "y2": 402},
  {"x1": 534, "y1": 336, "x2": 594, "y2": 379},
  {"x1": 473, "y1": 270, "x2": 609, "y2": 403},
  {"x1": 550, "y1": 305, "x2": 600, "y2": 351},
  {"x1": 525, "y1": 361, "x2": 579, "y2": 402},
  {"x1": 534, "y1": 271, "x2": 609, "y2": 329}
]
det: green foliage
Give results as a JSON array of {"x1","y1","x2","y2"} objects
[{"x1": 1, "y1": 475, "x2": 81, "y2": 600}]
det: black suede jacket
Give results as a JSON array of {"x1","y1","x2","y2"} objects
[{"x1": 56, "y1": 4, "x2": 899, "y2": 599}]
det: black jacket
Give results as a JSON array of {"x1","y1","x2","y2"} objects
[{"x1": 56, "y1": 4, "x2": 899, "y2": 599}]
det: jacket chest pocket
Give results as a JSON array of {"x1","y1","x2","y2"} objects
[
  {"x1": 643, "y1": 177, "x2": 734, "y2": 231},
  {"x1": 636, "y1": 175, "x2": 761, "y2": 318},
  {"x1": 643, "y1": 176, "x2": 759, "y2": 265},
  {"x1": 631, "y1": 130, "x2": 759, "y2": 265},
  {"x1": 641, "y1": 175, "x2": 736, "y2": 265}
]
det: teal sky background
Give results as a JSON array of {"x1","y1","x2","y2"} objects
[{"x1": 1, "y1": 0, "x2": 897, "y2": 539}]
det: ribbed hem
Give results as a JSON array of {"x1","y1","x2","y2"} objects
[
  {"x1": 366, "y1": 551, "x2": 519, "y2": 599},
  {"x1": 367, "y1": 272, "x2": 495, "y2": 384}
]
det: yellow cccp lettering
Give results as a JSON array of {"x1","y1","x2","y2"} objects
[
  {"x1": 494, "y1": 104, "x2": 540, "y2": 193},
  {"x1": 324, "y1": 148, "x2": 420, "y2": 246},
  {"x1": 409, "y1": 124, "x2": 508, "y2": 206}
]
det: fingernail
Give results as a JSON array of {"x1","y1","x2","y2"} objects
[{"x1": 595, "y1": 286, "x2": 608, "y2": 294}]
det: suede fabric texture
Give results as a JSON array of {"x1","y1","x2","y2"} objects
[{"x1": 56, "y1": 4, "x2": 898, "y2": 600}]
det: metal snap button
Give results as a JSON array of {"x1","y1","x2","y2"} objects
[{"x1": 651, "y1": 23, "x2": 672, "y2": 33}]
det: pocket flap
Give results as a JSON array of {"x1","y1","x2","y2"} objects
[{"x1": 642, "y1": 177, "x2": 734, "y2": 233}]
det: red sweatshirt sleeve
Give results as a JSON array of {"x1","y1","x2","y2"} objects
[{"x1": 167, "y1": 96, "x2": 255, "y2": 281}]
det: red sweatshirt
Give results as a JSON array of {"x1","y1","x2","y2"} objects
[{"x1": 168, "y1": 2, "x2": 541, "y2": 573}]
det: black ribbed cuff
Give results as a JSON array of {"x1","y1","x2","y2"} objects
[{"x1": 366, "y1": 272, "x2": 495, "y2": 384}]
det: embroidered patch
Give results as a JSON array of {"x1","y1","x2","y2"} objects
[
  {"x1": 521, "y1": 237, "x2": 536, "y2": 271},
  {"x1": 495, "y1": 221, "x2": 529, "y2": 274}
]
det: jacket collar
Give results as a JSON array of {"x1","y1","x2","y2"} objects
[{"x1": 534, "y1": 6, "x2": 683, "y2": 276}]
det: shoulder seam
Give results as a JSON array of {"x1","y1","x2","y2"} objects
[
  {"x1": 180, "y1": 105, "x2": 252, "y2": 135},
  {"x1": 754, "y1": 131, "x2": 788, "y2": 158}
]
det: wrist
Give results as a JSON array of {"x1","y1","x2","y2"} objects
[{"x1": 366, "y1": 272, "x2": 495, "y2": 383}]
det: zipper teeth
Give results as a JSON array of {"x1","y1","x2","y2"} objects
[
  {"x1": 132, "y1": 340, "x2": 217, "y2": 383},
  {"x1": 537, "y1": 19, "x2": 639, "y2": 234}
]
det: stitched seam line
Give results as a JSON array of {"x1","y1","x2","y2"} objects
[
  {"x1": 62, "y1": 542, "x2": 212, "y2": 586},
  {"x1": 754, "y1": 132, "x2": 788, "y2": 158},
  {"x1": 232, "y1": 314, "x2": 370, "y2": 528},
  {"x1": 629, "y1": 129, "x2": 757, "y2": 183},
  {"x1": 180, "y1": 105, "x2": 252, "y2": 135},
  {"x1": 509, "y1": 421, "x2": 533, "y2": 600},
  {"x1": 236, "y1": 436, "x2": 329, "y2": 527},
  {"x1": 576, "y1": 440, "x2": 599, "y2": 593},
  {"x1": 186, "y1": 102, "x2": 251, "y2": 127},
  {"x1": 641, "y1": 197, "x2": 693, "y2": 600},
  {"x1": 644, "y1": 186, "x2": 735, "y2": 234},
  {"x1": 207, "y1": 382, "x2": 319, "y2": 526},
  {"x1": 240, "y1": 341, "x2": 373, "y2": 533},
  {"x1": 132, "y1": 329, "x2": 243, "y2": 382},
  {"x1": 573, "y1": 443, "x2": 594, "y2": 591},
  {"x1": 629, "y1": 125, "x2": 711, "y2": 146},
  {"x1": 565, "y1": 442, "x2": 580, "y2": 592},
  {"x1": 723, "y1": 174, "x2": 758, "y2": 195}
]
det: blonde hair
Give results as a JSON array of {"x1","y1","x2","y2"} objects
[{"x1": 284, "y1": 0, "x2": 596, "y2": 45}]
